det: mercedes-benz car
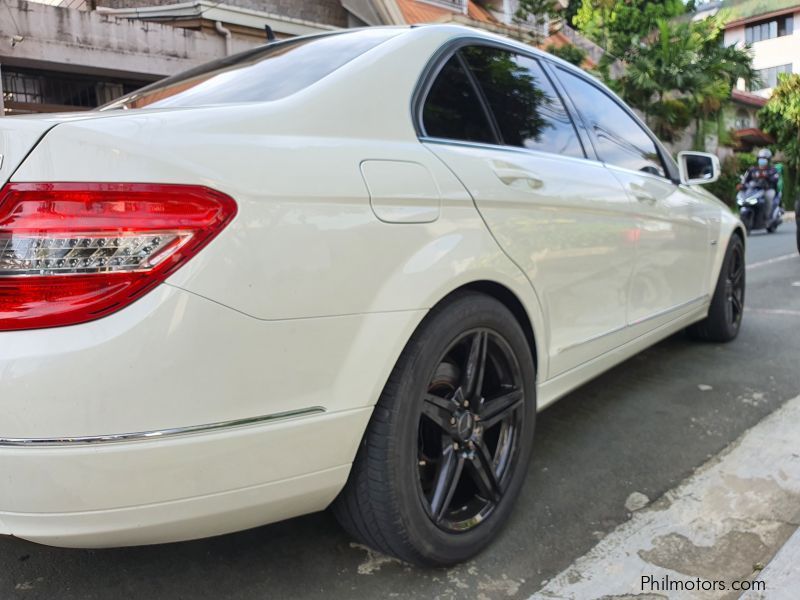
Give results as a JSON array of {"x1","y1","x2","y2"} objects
[{"x1": 0, "y1": 25, "x2": 745, "y2": 567}]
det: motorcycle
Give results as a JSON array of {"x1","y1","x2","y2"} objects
[{"x1": 736, "y1": 180, "x2": 784, "y2": 234}]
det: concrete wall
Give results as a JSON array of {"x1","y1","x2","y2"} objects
[
  {"x1": 0, "y1": 0, "x2": 256, "y2": 79},
  {"x1": 97, "y1": 0, "x2": 350, "y2": 27}
]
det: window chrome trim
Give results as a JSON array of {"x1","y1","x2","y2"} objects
[
  {"x1": 0, "y1": 407, "x2": 325, "y2": 448},
  {"x1": 602, "y1": 161, "x2": 679, "y2": 187},
  {"x1": 420, "y1": 136, "x2": 602, "y2": 168}
]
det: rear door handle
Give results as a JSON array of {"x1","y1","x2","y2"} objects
[
  {"x1": 490, "y1": 161, "x2": 543, "y2": 190},
  {"x1": 630, "y1": 184, "x2": 656, "y2": 204}
]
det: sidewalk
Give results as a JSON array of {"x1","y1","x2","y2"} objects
[
  {"x1": 530, "y1": 393, "x2": 800, "y2": 600},
  {"x1": 740, "y1": 527, "x2": 800, "y2": 600}
]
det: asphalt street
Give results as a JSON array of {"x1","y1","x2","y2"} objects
[{"x1": 1, "y1": 221, "x2": 798, "y2": 600}]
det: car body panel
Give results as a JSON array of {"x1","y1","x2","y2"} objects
[
  {"x1": 425, "y1": 140, "x2": 639, "y2": 377},
  {"x1": 606, "y1": 166, "x2": 716, "y2": 324}
]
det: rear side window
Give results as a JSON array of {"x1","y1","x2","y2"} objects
[
  {"x1": 460, "y1": 46, "x2": 584, "y2": 158},
  {"x1": 101, "y1": 29, "x2": 400, "y2": 110},
  {"x1": 422, "y1": 56, "x2": 496, "y2": 144},
  {"x1": 556, "y1": 69, "x2": 666, "y2": 177}
]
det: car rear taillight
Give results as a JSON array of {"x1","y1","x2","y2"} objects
[{"x1": 0, "y1": 183, "x2": 237, "y2": 331}]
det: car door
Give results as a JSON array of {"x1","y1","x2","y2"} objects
[
  {"x1": 554, "y1": 68, "x2": 714, "y2": 328},
  {"x1": 418, "y1": 45, "x2": 640, "y2": 378}
]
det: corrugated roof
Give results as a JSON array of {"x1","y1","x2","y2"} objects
[{"x1": 395, "y1": 0, "x2": 495, "y2": 25}]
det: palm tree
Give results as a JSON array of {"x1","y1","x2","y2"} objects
[{"x1": 609, "y1": 16, "x2": 757, "y2": 145}]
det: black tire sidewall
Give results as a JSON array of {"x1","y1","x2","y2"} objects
[
  {"x1": 381, "y1": 294, "x2": 536, "y2": 565},
  {"x1": 711, "y1": 235, "x2": 745, "y2": 340}
]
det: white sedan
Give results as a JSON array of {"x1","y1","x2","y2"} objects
[{"x1": 0, "y1": 25, "x2": 744, "y2": 566}]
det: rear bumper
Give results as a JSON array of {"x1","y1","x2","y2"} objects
[
  {"x1": 0, "y1": 284, "x2": 425, "y2": 547},
  {"x1": 0, "y1": 407, "x2": 370, "y2": 548}
]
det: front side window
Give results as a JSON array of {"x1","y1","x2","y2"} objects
[
  {"x1": 101, "y1": 29, "x2": 400, "y2": 110},
  {"x1": 556, "y1": 69, "x2": 666, "y2": 177},
  {"x1": 422, "y1": 55, "x2": 496, "y2": 144},
  {"x1": 460, "y1": 46, "x2": 584, "y2": 158}
]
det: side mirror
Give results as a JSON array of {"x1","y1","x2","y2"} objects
[{"x1": 678, "y1": 151, "x2": 720, "y2": 186}]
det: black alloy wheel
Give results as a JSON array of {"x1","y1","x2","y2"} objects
[
  {"x1": 687, "y1": 234, "x2": 745, "y2": 343},
  {"x1": 418, "y1": 329, "x2": 524, "y2": 532},
  {"x1": 333, "y1": 292, "x2": 536, "y2": 566}
]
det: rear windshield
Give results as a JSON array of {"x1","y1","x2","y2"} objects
[{"x1": 101, "y1": 29, "x2": 401, "y2": 111}]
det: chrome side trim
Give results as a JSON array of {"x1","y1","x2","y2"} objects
[
  {"x1": 556, "y1": 324, "x2": 627, "y2": 355},
  {"x1": 629, "y1": 295, "x2": 709, "y2": 326},
  {"x1": 0, "y1": 407, "x2": 326, "y2": 448},
  {"x1": 556, "y1": 295, "x2": 708, "y2": 354}
]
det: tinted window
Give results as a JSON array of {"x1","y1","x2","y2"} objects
[
  {"x1": 422, "y1": 56, "x2": 496, "y2": 144},
  {"x1": 101, "y1": 29, "x2": 400, "y2": 110},
  {"x1": 557, "y1": 69, "x2": 665, "y2": 177},
  {"x1": 461, "y1": 47, "x2": 584, "y2": 158}
]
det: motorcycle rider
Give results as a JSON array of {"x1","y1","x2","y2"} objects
[{"x1": 739, "y1": 149, "x2": 780, "y2": 218}]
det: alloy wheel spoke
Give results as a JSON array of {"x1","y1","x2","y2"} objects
[
  {"x1": 468, "y1": 441, "x2": 501, "y2": 502},
  {"x1": 480, "y1": 389, "x2": 523, "y2": 429},
  {"x1": 731, "y1": 260, "x2": 744, "y2": 284},
  {"x1": 731, "y1": 292, "x2": 743, "y2": 317},
  {"x1": 430, "y1": 446, "x2": 465, "y2": 522},
  {"x1": 462, "y1": 331, "x2": 488, "y2": 400},
  {"x1": 422, "y1": 393, "x2": 458, "y2": 432}
]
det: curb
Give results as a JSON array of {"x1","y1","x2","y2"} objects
[{"x1": 739, "y1": 526, "x2": 800, "y2": 599}]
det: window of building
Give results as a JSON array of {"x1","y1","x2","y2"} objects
[
  {"x1": 745, "y1": 15, "x2": 793, "y2": 43},
  {"x1": 734, "y1": 109, "x2": 752, "y2": 130},
  {"x1": 459, "y1": 46, "x2": 584, "y2": 158},
  {"x1": 751, "y1": 64, "x2": 793, "y2": 90},
  {"x1": 422, "y1": 55, "x2": 497, "y2": 144},
  {"x1": 1, "y1": 68, "x2": 142, "y2": 115},
  {"x1": 556, "y1": 68, "x2": 666, "y2": 178}
]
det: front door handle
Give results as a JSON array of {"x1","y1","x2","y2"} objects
[{"x1": 490, "y1": 161, "x2": 543, "y2": 190}]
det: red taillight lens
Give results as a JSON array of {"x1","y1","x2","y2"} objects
[{"x1": 0, "y1": 182, "x2": 237, "y2": 331}]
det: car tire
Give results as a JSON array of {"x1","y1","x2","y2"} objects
[
  {"x1": 333, "y1": 292, "x2": 536, "y2": 567},
  {"x1": 687, "y1": 234, "x2": 745, "y2": 343}
]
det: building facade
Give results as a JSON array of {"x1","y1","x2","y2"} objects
[
  {"x1": 0, "y1": 0, "x2": 340, "y2": 115},
  {"x1": 0, "y1": 0, "x2": 590, "y2": 115},
  {"x1": 725, "y1": 5, "x2": 799, "y2": 96}
]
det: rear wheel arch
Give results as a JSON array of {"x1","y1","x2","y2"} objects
[{"x1": 433, "y1": 280, "x2": 539, "y2": 373}]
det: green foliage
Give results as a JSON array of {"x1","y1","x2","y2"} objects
[
  {"x1": 759, "y1": 73, "x2": 800, "y2": 203},
  {"x1": 571, "y1": 0, "x2": 686, "y2": 57},
  {"x1": 706, "y1": 152, "x2": 756, "y2": 206},
  {"x1": 545, "y1": 44, "x2": 587, "y2": 66},
  {"x1": 563, "y1": 0, "x2": 583, "y2": 25},
  {"x1": 515, "y1": 0, "x2": 562, "y2": 29},
  {"x1": 609, "y1": 16, "x2": 756, "y2": 143}
]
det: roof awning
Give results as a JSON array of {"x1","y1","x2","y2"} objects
[{"x1": 734, "y1": 128, "x2": 773, "y2": 146}]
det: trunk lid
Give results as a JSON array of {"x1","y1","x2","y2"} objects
[{"x1": 0, "y1": 116, "x2": 59, "y2": 187}]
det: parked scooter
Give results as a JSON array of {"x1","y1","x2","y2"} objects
[{"x1": 736, "y1": 180, "x2": 784, "y2": 234}]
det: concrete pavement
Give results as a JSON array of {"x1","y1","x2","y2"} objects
[
  {"x1": 1, "y1": 222, "x2": 798, "y2": 600},
  {"x1": 532, "y1": 392, "x2": 800, "y2": 599}
]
